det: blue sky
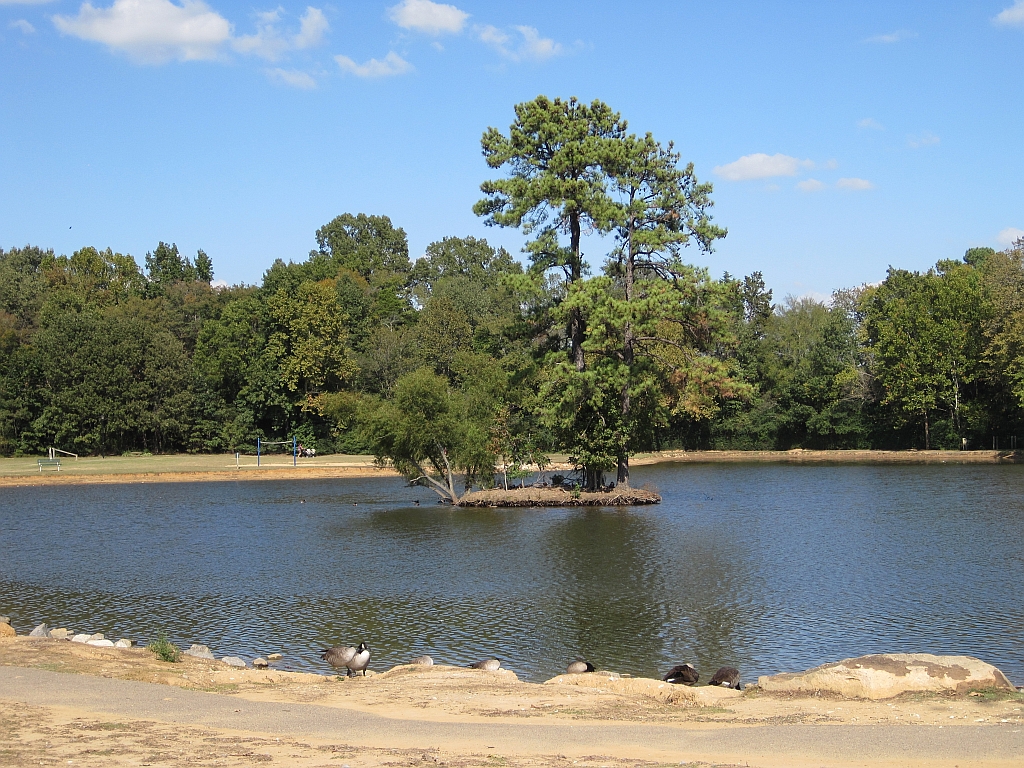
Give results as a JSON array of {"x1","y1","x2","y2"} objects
[{"x1": 2, "y1": 1, "x2": 1022, "y2": 300}]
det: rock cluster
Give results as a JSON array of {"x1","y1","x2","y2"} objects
[{"x1": 2, "y1": 616, "x2": 286, "y2": 673}]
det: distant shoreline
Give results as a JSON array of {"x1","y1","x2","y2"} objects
[{"x1": 0, "y1": 448, "x2": 1018, "y2": 488}]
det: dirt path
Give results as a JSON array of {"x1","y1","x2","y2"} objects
[{"x1": 2, "y1": 639, "x2": 1022, "y2": 767}]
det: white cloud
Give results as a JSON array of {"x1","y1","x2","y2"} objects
[
  {"x1": 858, "y1": 117, "x2": 884, "y2": 130},
  {"x1": 864, "y1": 30, "x2": 916, "y2": 43},
  {"x1": 335, "y1": 50, "x2": 412, "y2": 78},
  {"x1": 837, "y1": 177, "x2": 874, "y2": 190},
  {"x1": 233, "y1": 7, "x2": 327, "y2": 61},
  {"x1": 9, "y1": 19, "x2": 36, "y2": 32},
  {"x1": 389, "y1": 0, "x2": 467, "y2": 35},
  {"x1": 994, "y1": 1, "x2": 1024, "y2": 27},
  {"x1": 998, "y1": 227, "x2": 1024, "y2": 246},
  {"x1": 907, "y1": 131, "x2": 940, "y2": 148},
  {"x1": 515, "y1": 25, "x2": 561, "y2": 60},
  {"x1": 267, "y1": 67, "x2": 316, "y2": 89},
  {"x1": 797, "y1": 179, "x2": 824, "y2": 192},
  {"x1": 53, "y1": 0, "x2": 232, "y2": 63},
  {"x1": 233, "y1": 8, "x2": 289, "y2": 60},
  {"x1": 477, "y1": 23, "x2": 508, "y2": 48},
  {"x1": 713, "y1": 153, "x2": 814, "y2": 181},
  {"x1": 294, "y1": 6, "x2": 327, "y2": 49},
  {"x1": 477, "y1": 23, "x2": 561, "y2": 61}
]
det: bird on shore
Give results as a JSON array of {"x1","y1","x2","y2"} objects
[
  {"x1": 708, "y1": 666, "x2": 740, "y2": 689},
  {"x1": 566, "y1": 660, "x2": 595, "y2": 674},
  {"x1": 663, "y1": 664, "x2": 699, "y2": 685},
  {"x1": 321, "y1": 642, "x2": 371, "y2": 676},
  {"x1": 470, "y1": 658, "x2": 501, "y2": 671}
]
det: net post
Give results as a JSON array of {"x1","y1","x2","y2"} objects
[
  {"x1": 293, "y1": 436, "x2": 297, "y2": 467},
  {"x1": 257, "y1": 438, "x2": 261, "y2": 467}
]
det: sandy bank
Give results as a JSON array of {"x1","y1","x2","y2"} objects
[
  {"x1": 2, "y1": 636, "x2": 1023, "y2": 767},
  {"x1": 0, "y1": 638, "x2": 1019, "y2": 768}
]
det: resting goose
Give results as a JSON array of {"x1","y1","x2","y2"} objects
[
  {"x1": 663, "y1": 663, "x2": 699, "y2": 685},
  {"x1": 708, "y1": 666, "x2": 740, "y2": 689},
  {"x1": 470, "y1": 658, "x2": 501, "y2": 671}
]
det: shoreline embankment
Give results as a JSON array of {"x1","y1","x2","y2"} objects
[{"x1": 0, "y1": 448, "x2": 1019, "y2": 488}]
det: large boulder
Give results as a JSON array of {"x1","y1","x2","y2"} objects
[
  {"x1": 28, "y1": 623, "x2": 49, "y2": 637},
  {"x1": 758, "y1": 654, "x2": 1015, "y2": 699}
]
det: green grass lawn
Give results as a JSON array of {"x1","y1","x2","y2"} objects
[{"x1": 0, "y1": 452, "x2": 381, "y2": 478}]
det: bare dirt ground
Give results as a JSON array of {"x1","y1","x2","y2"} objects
[{"x1": 2, "y1": 637, "x2": 1022, "y2": 767}]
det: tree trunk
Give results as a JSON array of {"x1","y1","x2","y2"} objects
[{"x1": 924, "y1": 410, "x2": 930, "y2": 450}]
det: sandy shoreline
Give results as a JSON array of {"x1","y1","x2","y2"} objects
[
  {"x1": 1, "y1": 448, "x2": 1019, "y2": 488},
  {"x1": 1, "y1": 637, "x2": 1022, "y2": 767}
]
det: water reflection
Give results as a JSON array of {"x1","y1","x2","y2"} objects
[{"x1": 1, "y1": 464, "x2": 1023, "y2": 683}]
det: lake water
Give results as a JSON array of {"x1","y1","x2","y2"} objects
[{"x1": 2, "y1": 463, "x2": 1022, "y2": 684}]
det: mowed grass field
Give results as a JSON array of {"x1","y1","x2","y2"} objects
[{"x1": 0, "y1": 452, "x2": 382, "y2": 480}]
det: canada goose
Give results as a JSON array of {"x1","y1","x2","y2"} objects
[
  {"x1": 409, "y1": 655, "x2": 433, "y2": 665},
  {"x1": 566, "y1": 660, "x2": 595, "y2": 674},
  {"x1": 470, "y1": 658, "x2": 500, "y2": 671},
  {"x1": 321, "y1": 642, "x2": 371, "y2": 676},
  {"x1": 663, "y1": 664, "x2": 699, "y2": 685},
  {"x1": 709, "y1": 666, "x2": 740, "y2": 688}
]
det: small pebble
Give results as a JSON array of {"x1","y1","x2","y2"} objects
[{"x1": 253, "y1": 657, "x2": 269, "y2": 669}]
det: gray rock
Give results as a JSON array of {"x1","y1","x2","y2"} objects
[
  {"x1": 267, "y1": 653, "x2": 283, "y2": 661},
  {"x1": 252, "y1": 657, "x2": 269, "y2": 669},
  {"x1": 48, "y1": 628, "x2": 71, "y2": 640},
  {"x1": 183, "y1": 644, "x2": 215, "y2": 659},
  {"x1": 29, "y1": 622, "x2": 49, "y2": 637},
  {"x1": 87, "y1": 639, "x2": 115, "y2": 647},
  {"x1": 221, "y1": 656, "x2": 246, "y2": 668},
  {"x1": 88, "y1": 633, "x2": 104, "y2": 641},
  {"x1": 114, "y1": 639, "x2": 133, "y2": 648},
  {"x1": 71, "y1": 633, "x2": 91, "y2": 644},
  {"x1": 409, "y1": 655, "x2": 434, "y2": 666}
]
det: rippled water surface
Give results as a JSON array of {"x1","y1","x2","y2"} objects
[{"x1": 2, "y1": 463, "x2": 1023, "y2": 683}]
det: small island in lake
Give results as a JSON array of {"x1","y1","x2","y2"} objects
[{"x1": 457, "y1": 485, "x2": 661, "y2": 507}]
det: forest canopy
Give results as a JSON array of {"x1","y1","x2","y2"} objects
[{"x1": 2, "y1": 97, "x2": 1024, "y2": 499}]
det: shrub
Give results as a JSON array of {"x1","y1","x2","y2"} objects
[{"x1": 147, "y1": 633, "x2": 181, "y2": 662}]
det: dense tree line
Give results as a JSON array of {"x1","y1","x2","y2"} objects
[{"x1": 3, "y1": 96, "x2": 1024, "y2": 497}]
